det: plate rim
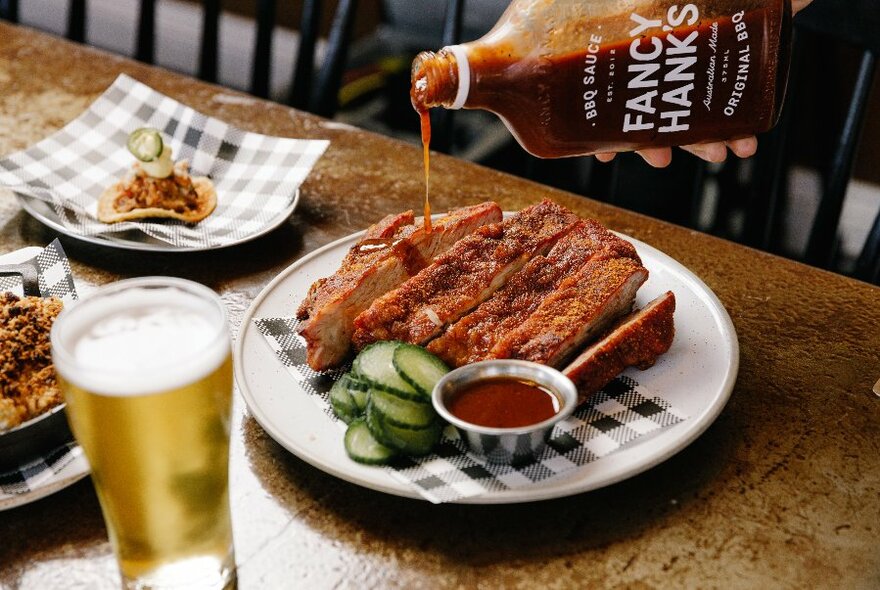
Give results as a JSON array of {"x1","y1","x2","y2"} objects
[
  {"x1": 0, "y1": 452, "x2": 90, "y2": 512},
  {"x1": 16, "y1": 189, "x2": 300, "y2": 253},
  {"x1": 234, "y1": 226, "x2": 739, "y2": 504}
]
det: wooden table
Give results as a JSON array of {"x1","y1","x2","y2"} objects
[{"x1": 1, "y1": 23, "x2": 879, "y2": 589}]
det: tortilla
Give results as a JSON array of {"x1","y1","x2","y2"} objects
[{"x1": 97, "y1": 175, "x2": 217, "y2": 224}]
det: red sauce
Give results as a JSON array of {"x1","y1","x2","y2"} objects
[
  {"x1": 448, "y1": 377, "x2": 560, "y2": 429},
  {"x1": 419, "y1": 109, "x2": 432, "y2": 233},
  {"x1": 355, "y1": 237, "x2": 428, "y2": 277}
]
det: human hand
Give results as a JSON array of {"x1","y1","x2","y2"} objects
[{"x1": 596, "y1": 0, "x2": 813, "y2": 168}]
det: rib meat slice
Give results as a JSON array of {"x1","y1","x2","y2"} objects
[
  {"x1": 564, "y1": 291, "x2": 676, "y2": 405},
  {"x1": 489, "y1": 257, "x2": 648, "y2": 367},
  {"x1": 352, "y1": 199, "x2": 581, "y2": 350},
  {"x1": 298, "y1": 202, "x2": 502, "y2": 371},
  {"x1": 427, "y1": 219, "x2": 641, "y2": 367},
  {"x1": 297, "y1": 209, "x2": 415, "y2": 320}
]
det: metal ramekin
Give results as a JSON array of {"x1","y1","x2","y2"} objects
[{"x1": 432, "y1": 360, "x2": 578, "y2": 465}]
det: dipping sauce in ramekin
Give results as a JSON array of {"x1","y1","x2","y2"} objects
[
  {"x1": 445, "y1": 377, "x2": 561, "y2": 428},
  {"x1": 432, "y1": 360, "x2": 577, "y2": 465}
]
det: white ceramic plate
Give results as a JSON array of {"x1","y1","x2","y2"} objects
[
  {"x1": 235, "y1": 227, "x2": 739, "y2": 504},
  {"x1": 2, "y1": 75, "x2": 324, "y2": 253},
  {"x1": 16, "y1": 191, "x2": 299, "y2": 253}
]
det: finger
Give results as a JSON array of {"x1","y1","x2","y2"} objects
[
  {"x1": 681, "y1": 142, "x2": 728, "y2": 163},
  {"x1": 635, "y1": 147, "x2": 673, "y2": 168},
  {"x1": 792, "y1": 0, "x2": 813, "y2": 15},
  {"x1": 725, "y1": 136, "x2": 758, "y2": 159},
  {"x1": 595, "y1": 152, "x2": 617, "y2": 163}
]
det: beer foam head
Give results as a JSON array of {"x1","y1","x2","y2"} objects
[{"x1": 52, "y1": 278, "x2": 229, "y2": 396}]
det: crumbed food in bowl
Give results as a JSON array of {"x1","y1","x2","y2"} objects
[{"x1": 0, "y1": 293, "x2": 72, "y2": 469}]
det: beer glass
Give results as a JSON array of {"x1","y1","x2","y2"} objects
[{"x1": 51, "y1": 277, "x2": 236, "y2": 590}]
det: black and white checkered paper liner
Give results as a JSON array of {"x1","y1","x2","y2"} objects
[
  {"x1": 0, "y1": 239, "x2": 78, "y2": 303},
  {"x1": 0, "y1": 74, "x2": 328, "y2": 248},
  {"x1": 254, "y1": 317, "x2": 688, "y2": 504},
  {"x1": 1, "y1": 240, "x2": 84, "y2": 504},
  {"x1": 0, "y1": 443, "x2": 88, "y2": 505}
]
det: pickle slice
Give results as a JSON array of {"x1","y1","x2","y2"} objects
[{"x1": 127, "y1": 128, "x2": 164, "y2": 162}]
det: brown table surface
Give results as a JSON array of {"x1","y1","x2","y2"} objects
[{"x1": 1, "y1": 23, "x2": 879, "y2": 589}]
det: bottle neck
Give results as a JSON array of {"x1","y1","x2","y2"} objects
[{"x1": 411, "y1": 45, "x2": 470, "y2": 111}]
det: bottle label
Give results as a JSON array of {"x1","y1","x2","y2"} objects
[{"x1": 574, "y1": 2, "x2": 780, "y2": 150}]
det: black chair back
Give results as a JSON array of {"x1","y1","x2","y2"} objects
[
  {"x1": 428, "y1": 0, "x2": 464, "y2": 155},
  {"x1": 1, "y1": 0, "x2": 359, "y2": 119},
  {"x1": 745, "y1": 0, "x2": 879, "y2": 283}
]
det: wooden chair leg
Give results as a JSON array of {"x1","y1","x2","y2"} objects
[
  {"x1": 856, "y1": 209, "x2": 880, "y2": 284},
  {"x1": 430, "y1": 0, "x2": 465, "y2": 154},
  {"x1": 250, "y1": 0, "x2": 277, "y2": 98},
  {"x1": 67, "y1": 0, "x2": 87, "y2": 42},
  {"x1": 198, "y1": 0, "x2": 221, "y2": 83},
  {"x1": 288, "y1": 0, "x2": 321, "y2": 110},
  {"x1": 309, "y1": 0, "x2": 358, "y2": 117},
  {"x1": 136, "y1": 0, "x2": 156, "y2": 64},
  {"x1": 3, "y1": 0, "x2": 19, "y2": 23},
  {"x1": 805, "y1": 49, "x2": 877, "y2": 269}
]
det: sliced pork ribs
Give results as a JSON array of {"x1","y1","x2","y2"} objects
[{"x1": 299, "y1": 201, "x2": 502, "y2": 371}]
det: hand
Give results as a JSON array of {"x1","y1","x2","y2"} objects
[{"x1": 597, "y1": 0, "x2": 813, "y2": 168}]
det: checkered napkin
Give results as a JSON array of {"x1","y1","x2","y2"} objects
[
  {"x1": 0, "y1": 239, "x2": 78, "y2": 302},
  {"x1": 0, "y1": 74, "x2": 328, "y2": 249},
  {"x1": 254, "y1": 317, "x2": 688, "y2": 504},
  {"x1": 0, "y1": 240, "x2": 84, "y2": 505},
  {"x1": 0, "y1": 443, "x2": 88, "y2": 502}
]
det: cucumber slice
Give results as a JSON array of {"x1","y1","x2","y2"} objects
[
  {"x1": 340, "y1": 373, "x2": 370, "y2": 412},
  {"x1": 127, "y1": 128, "x2": 164, "y2": 162},
  {"x1": 344, "y1": 418, "x2": 397, "y2": 465},
  {"x1": 392, "y1": 343, "x2": 450, "y2": 397},
  {"x1": 366, "y1": 401, "x2": 441, "y2": 456},
  {"x1": 343, "y1": 373, "x2": 370, "y2": 391},
  {"x1": 329, "y1": 377, "x2": 359, "y2": 424},
  {"x1": 350, "y1": 388, "x2": 370, "y2": 412},
  {"x1": 353, "y1": 341, "x2": 421, "y2": 400},
  {"x1": 370, "y1": 387, "x2": 436, "y2": 429}
]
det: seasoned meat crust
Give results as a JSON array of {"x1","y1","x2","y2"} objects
[
  {"x1": 0, "y1": 293, "x2": 64, "y2": 431},
  {"x1": 351, "y1": 199, "x2": 581, "y2": 350},
  {"x1": 564, "y1": 291, "x2": 676, "y2": 405},
  {"x1": 428, "y1": 219, "x2": 641, "y2": 367},
  {"x1": 488, "y1": 256, "x2": 648, "y2": 367},
  {"x1": 294, "y1": 197, "x2": 676, "y2": 385},
  {"x1": 298, "y1": 202, "x2": 503, "y2": 371}
]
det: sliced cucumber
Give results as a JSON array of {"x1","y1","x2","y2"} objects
[
  {"x1": 353, "y1": 341, "x2": 421, "y2": 400},
  {"x1": 127, "y1": 128, "x2": 164, "y2": 162},
  {"x1": 392, "y1": 343, "x2": 450, "y2": 397},
  {"x1": 343, "y1": 372, "x2": 370, "y2": 391},
  {"x1": 366, "y1": 401, "x2": 441, "y2": 456},
  {"x1": 344, "y1": 418, "x2": 397, "y2": 464},
  {"x1": 329, "y1": 377, "x2": 359, "y2": 424},
  {"x1": 350, "y1": 388, "x2": 369, "y2": 412},
  {"x1": 340, "y1": 373, "x2": 370, "y2": 412},
  {"x1": 370, "y1": 387, "x2": 436, "y2": 429}
]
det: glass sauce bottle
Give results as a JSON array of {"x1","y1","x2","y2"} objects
[{"x1": 412, "y1": 0, "x2": 792, "y2": 158}]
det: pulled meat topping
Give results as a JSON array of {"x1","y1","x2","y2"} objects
[{"x1": 113, "y1": 161, "x2": 201, "y2": 214}]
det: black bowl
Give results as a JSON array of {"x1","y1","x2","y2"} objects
[{"x1": 0, "y1": 404, "x2": 73, "y2": 471}]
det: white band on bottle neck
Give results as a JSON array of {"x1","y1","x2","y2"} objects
[{"x1": 445, "y1": 44, "x2": 470, "y2": 110}]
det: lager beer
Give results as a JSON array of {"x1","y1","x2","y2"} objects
[{"x1": 52, "y1": 278, "x2": 235, "y2": 590}]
